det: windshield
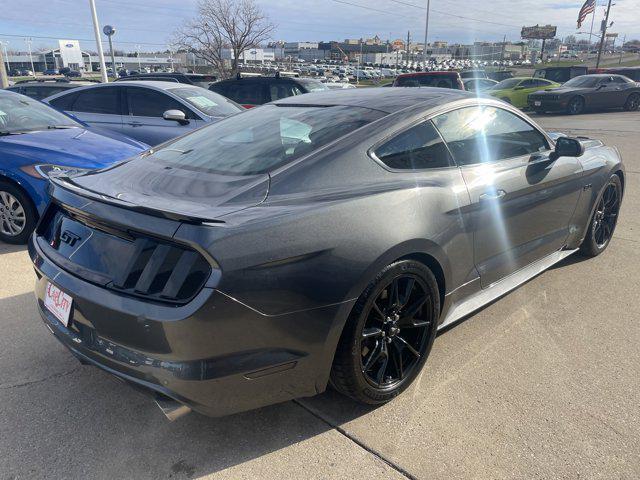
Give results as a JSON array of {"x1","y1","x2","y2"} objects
[
  {"x1": 168, "y1": 87, "x2": 242, "y2": 117},
  {"x1": 144, "y1": 104, "x2": 384, "y2": 175},
  {"x1": 0, "y1": 93, "x2": 79, "y2": 134},
  {"x1": 298, "y1": 79, "x2": 329, "y2": 92},
  {"x1": 493, "y1": 78, "x2": 521, "y2": 90},
  {"x1": 563, "y1": 76, "x2": 602, "y2": 88}
]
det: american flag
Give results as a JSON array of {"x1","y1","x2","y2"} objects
[{"x1": 577, "y1": 0, "x2": 596, "y2": 28}]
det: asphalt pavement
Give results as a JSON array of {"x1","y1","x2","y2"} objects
[{"x1": 1, "y1": 111, "x2": 638, "y2": 480}]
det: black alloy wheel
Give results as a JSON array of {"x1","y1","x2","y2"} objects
[
  {"x1": 624, "y1": 93, "x2": 640, "y2": 111},
  {"x1": 580, "y1": 174, "x2": 622, "y2": 257},
  {"x1": 567, "y1": 96, "x2": 585, "y2": 115},
  {"x1": 331, "y1": 260, "x2": 439, "y2": 404}
]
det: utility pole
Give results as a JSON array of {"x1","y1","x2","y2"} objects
[
  {"x1": 596, "y1": 0, "x2": 612, "y2": 69},
  {"x1": 501, "y1": 34, "x2": 506, "y2": 63},
  {"x1": 619, "y1": 34, "x2": 626, "y2": 64},
  {"x1": 0, "y1": 46, "x2": 8, "y2": 88},
  {"x1": 423, "y1": 0, "x2": 430, "y2": 62},
  {"x1": 25, "y1": 38, "x2": 35, "y2": 77},
  {"x1": 406, "y1": 30, "x2": 411, "y2": 64},
  {"x1": 89, "y1": 0, "x2": 108, "y2": 82},
  {"x1": 136, "y1": 44, "x2": 141, "y2": 71}
]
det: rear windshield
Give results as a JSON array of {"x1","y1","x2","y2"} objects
[
  {"x1": 395, "y1": 74, "x2": 460, "y2": 89},
  {"x1": 145, "y1": 104, "x2": 384, "y2": 175},
  {"x1": 168, "y1": 87, "x2": 242, "y2": 116},
  {"x1": 186, "y1": 75, "x2": 217, "y2": 88},
  {"x1": 297, "y1": 79, "x2": 329, "y2": 92}
]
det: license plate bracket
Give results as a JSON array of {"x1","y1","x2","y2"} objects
[{"x1": 44, "y1": 282, "x2": 73, "y2": 327}]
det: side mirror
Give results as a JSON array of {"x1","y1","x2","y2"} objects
[
  {"x1": 596, "y1": 83, "x2": 607, "y2": 90},
  {"x1": 551, "y1": 137, "x2": 584, "y2": 160},
  {"x1": 163, "y1": 109, "x2": 189, "y2": 125}
]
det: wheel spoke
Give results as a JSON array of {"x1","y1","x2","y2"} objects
[
  {"x1": 390, "y1": 340, "x2": 404, "y2": 380},
  {"x1": 400, "y1": 277, "x2": 415, "y2": 308},
  {"x1": 374, "y1": 341, "x2": 389, "y2": 385},
  {"x1": 362, "y1": 327, "x2": 383, "y2": 339},
  {"x1": 362, "y1": 340, "x2": 383, "y2": 373},
  {"x1": 395, "y1": 335, "x2": 421, "y2": 358},
  {"x1": 398, "y1": 295, "x2": 428, "y2": 326},
  {"x1": 388, "y1": 279, "x2": 399, "y2": 309},
  {"x1": 371, "y1": 301, "x2": 386, "y2": 320}
]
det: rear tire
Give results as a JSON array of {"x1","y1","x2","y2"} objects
[
  {"x1": 330, "y1": 260, "x2": 439, "y2": 405},
  {"x1": 567, "y1": 96, "x2": 584, "y2": 115},
  {"x1": 580, "y1": 174, "x2": 622, "y2": 257},
  {"x1": 0, "y1": 180, "x2": 37, "y2": 245},
  {"x1": 624, "y1": 93, "x2": 640, "y2": 111}
]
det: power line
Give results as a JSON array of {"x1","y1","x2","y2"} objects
[
  {"x1": 0, "y1": 33, "x2": 170, "y2": 47},
  {"x1": 384, "y1": 0, "x2": 521, "y2": 28}
]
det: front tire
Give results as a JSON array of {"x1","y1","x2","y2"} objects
[
  {"x1": 0, "y1": 180, "x2": 37, "y2": 245},
  {"x1": 580, "y1": 174, "x2": 622, "y2": 257},
  {"x1": 567, "y1": 96, "x2": 585, "y2": 115},
  {"x1": 624, "y1": 93, "x2": 640, "y2": 111},
  {"x1": 330, "y1": 260, "x2": 439, "y2": 405}
]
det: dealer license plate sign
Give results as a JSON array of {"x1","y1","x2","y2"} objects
[
  {"x1": 44, "y1": 282, "x2": 73, "y2": 327},
  {"x1": 534, "y1": 101, "x2": 541, "y2": 106}
]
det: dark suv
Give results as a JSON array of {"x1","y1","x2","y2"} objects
[
  {"x1": 392, "y1": 71, "x2": 465, "y2": 90},
  {"x1": 209, "y1": 75, "x2": 329, "y2": 108}
]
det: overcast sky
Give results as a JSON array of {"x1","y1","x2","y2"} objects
[{"x1": 1, "y1": 0, "x2": 639, "y2": 52}]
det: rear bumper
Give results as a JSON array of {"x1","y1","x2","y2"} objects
[{"x1": 29, "y1": 236, "x2": 351, "y2": 417}]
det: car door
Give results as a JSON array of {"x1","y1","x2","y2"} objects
[
  {"x1": 513, "y1": 79, "x2": 537, "y2": 106},
  {"x1": 63, "y1": 86, "x2": 123, "y2": 133},
  {"x1": 609, "y1": 76, "x2": 632, "y2": 108},
  {"x1": 590, "y1": 77, "x2": 620, "y2": 109},
  {"x1": 123, "y1": 86, "x2": 201, "y2": 145},
  {"x1": 433, "y1": 105, "x2": 584, "y2": 287}
]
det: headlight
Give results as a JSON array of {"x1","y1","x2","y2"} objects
[{"x1": 20, "y1": 164, "x2": 91, "y2": 179}]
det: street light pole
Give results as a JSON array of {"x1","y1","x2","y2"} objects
[
  {"x1": 25, "y1": 38, "x2": 35, "y2": 77},
  {"x1": 596, "y1": 0, "x2": 612, "y2": 69},
  {"x1": 136, "y1": 44, "x2": 141, "y2": 71},
  {"x1": 423, "y1": 0, "x2": 430, "y2": 62},
  {"x1": 89, "y1": 0, "x2": 108, "y2": 82}
]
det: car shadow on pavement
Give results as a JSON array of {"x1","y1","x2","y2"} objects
[
  {"x1": 0, "y1": 290, "x2": 375, "y2": 479},
  {"x1": 0, "y1": 243, "x2": 27, "y2": 255}
]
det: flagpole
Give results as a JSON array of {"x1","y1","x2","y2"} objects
[{"x1": 588, "y1": 7, "x2": 595, "y2": 45}]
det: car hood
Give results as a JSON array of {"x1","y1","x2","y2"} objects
[
  {"x1": 58, "y1": 157, "x2": 270, "y2": 222},
  {"x1": 534, "y1": 87, "x2": 587, "y2": 96},
  {"x1": 0, "y1": 127, "x2": 146, "y2": 168}
]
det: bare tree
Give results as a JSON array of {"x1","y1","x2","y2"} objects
[{"x1": 173, "y1": 0, "x2": 275, "y2": 78}]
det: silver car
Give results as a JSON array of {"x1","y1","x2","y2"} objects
[{"x1": 44, "y1": 81, "x2": 242, "y2": 146}]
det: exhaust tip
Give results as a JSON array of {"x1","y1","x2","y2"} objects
[{"x1": 154, "y1": 394, "x2": 192, "y2": 421}]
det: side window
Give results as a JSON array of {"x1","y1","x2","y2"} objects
[
  {"x1": 269, "y1": 82, "x2": 299, "y2": 101},
  {"x1": 126, "y1": 87, "x2": 192, "y2": 118},
  {"x1": 48, "y1": 91, "x2": 80, "y2": 111},
  {"x1": 611, "y1": 76, "x2": 626, "y2": 84},
  {"x1": 22, "y1": 86, "x2": 47, "y2": 100},
  {"x1": 519, "y1": 79, "x2": 535, "y2": 88},
  {"x1": 227, "y1": 83, "x2": 264, "y2": 105},
  {"x1": 71, "y1": 87, "x2": 120, "y2": 114},
  {"x1": 374, "y1": 120, "x2": 453, "y2": 170},
  {"x1": 433, "y1": 106, "x2": 549, "y2": 166},
  {"x1": 533, "y1": 79, "x2": 549, "y2": 87}
]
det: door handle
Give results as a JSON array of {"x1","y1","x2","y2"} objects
[
  {"x1": 128, "y1": 121, "x2": 143, "y2": 127},
  {"x1": 479, "y1": 189, "x2": 506, "y2": 201}
]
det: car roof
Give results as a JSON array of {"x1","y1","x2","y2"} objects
[
  {"x1": 214, "y1": 76, "x2": 304, "y2": 84},
  {"x1": 397, "y1": 71, "x2": 460, "y2": 78},
  {"x1": 273, "y1": 87, "x2": 473, "y2": 114},
  {"x1": 65, "y1": 80, "x2": 195, "y2": 91}
]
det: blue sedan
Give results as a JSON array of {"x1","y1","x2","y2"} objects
[{"x1": 0, "y1": 90, "x2": 148, "y2": 244}]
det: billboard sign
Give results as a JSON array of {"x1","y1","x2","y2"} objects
[
  {"x1": 58, "y1": 39, "x2": 84, "y2": 68},
  {"x1": 521, "y1": 25, "x2": 557, "y2": 40}
]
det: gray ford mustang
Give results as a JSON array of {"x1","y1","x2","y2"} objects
[{"x1": 29, "y1": 88, "x2": 625, "y2": 419}]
